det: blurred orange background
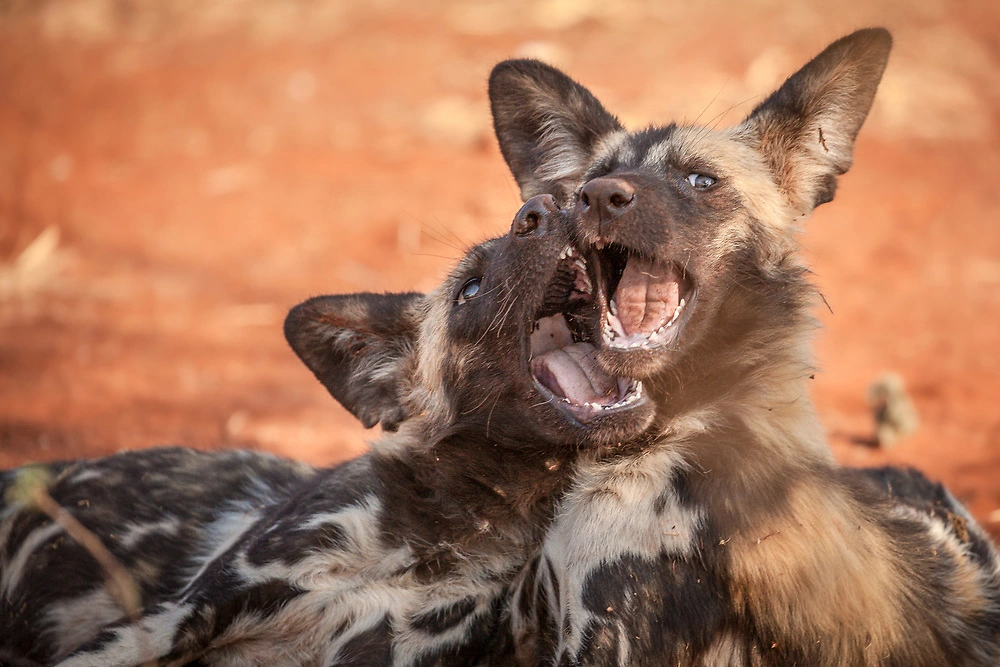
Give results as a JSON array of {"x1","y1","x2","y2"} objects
[{"x1": 1, "y1": 0, "x2": 998, "y2": 535}]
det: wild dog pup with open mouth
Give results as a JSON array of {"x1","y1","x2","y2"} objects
[
  {"x1": 37, "y1": 195, "x2": 654, "y2": 666},
  {"x1": 491, "y1": 29, "x2": 1000, "y2": 666}
]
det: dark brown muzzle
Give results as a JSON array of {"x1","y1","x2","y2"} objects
[
  {"x1": 512, "y1": 193, "x2": 563, "y2": 238},
  {"x1": 579, "y1": 177, "x2": 635, "y2": 238}
]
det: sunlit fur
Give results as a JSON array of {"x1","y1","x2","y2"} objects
[
  {"x1": 491, "y1": 28, "x2": 1000, "y2": 666},
  {"x1": 1, "y1": 199, "x2": 654, "y2": 665}
]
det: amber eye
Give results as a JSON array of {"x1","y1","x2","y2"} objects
[
  {"x1": 457, "y1": 278, "x2": 481, "y2": 304},
  {"x1": 685, "y1": 173, "x2": 716, "y2": 189}
]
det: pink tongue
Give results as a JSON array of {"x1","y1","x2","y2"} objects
[
  {"x1": 614, "y1": 257, "x2": 680, "y2": 336},
  {"x1": 531, "y1": 342, "x2": 619, "y2": 406}
]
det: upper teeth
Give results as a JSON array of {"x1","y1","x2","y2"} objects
[{"x1": 559, "y1": 247, "x2": 592, "y2": 295}]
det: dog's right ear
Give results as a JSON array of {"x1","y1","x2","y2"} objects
[
  {"x1": 284, "y1": 292, "x2": 423, "y2": 431},
  {"x1": 489, "y1": 59, "x2": 622, "y2": 202}
]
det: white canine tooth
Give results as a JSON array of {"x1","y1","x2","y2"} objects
[
  {"x1": 558, "y1": 247, "x2": 568, "y2": 260},
  {"x1": 609, "y1": 299, "x2": 618, "y2": 316},
  {"x1": 679, "y1": 298, "x2": 686, "y2": 308}
]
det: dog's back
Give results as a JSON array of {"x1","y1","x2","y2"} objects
[{"x1": 0, "y1": 447, "x2": 316, "y2": 664}]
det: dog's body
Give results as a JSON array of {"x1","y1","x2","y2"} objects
[
  {"x1": 0, "y1": 447, "x2": 317, "y2": 665},
  {"x1": 489, "y1": 29, "x2": 1000, "y2": 665},
  {"x1": 1, "y1": 195, "x2": 656, "y2": 666}
]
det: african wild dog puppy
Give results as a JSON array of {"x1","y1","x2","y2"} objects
[
  {"x1": 490, "y1": 29, "x2": 1000, "y2": 665},
  {"x1": 32, "y1": 195, "x2": 655, "y2": 666},
  {"x1": 0, "y1": 448, "x2": 317, "y2": 665}
]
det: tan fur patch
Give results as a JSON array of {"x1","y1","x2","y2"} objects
[{"x1": 726, "y1": 480, "x2": 917, "y2": 663}]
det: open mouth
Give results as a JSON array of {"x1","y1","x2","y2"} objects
[
  {"x1": 592, "y1": 243, "x2": 694, "y2": 351},
  {"x1": 528, "y1": 246, "x2": 644, "y2": 422}
]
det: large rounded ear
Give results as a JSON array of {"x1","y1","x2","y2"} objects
[
  {"x1": 284, "y1": 292, "x2": 424, "y2": 431},
  {"x1": 740, "y1": 28, "x2": 892, "y2": 215},
  {"x1": 489, "y1": 59, "x2": 622, "y2": 202}
]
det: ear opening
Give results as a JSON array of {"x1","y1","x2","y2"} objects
[
  {"x1": 489, "y1": 59, "x2": 622, "y2": 202},
  {"x1": 741, "y1": 28, "x2": 892, "y2": 214},
  {"x1": 284, "y1": 292, "x2": 424, "y2": 431}
]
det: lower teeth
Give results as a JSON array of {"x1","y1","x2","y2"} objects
[
  {"x1": 574, "y1": 381, "x2": 642, "y2": 411},
  {"x1": 604, "y1": 298, "x2": 686, "y2": 348}
]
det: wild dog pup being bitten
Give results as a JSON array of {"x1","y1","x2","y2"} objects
[
  {"x1": 491, "y1": 29, "x2": 1000, "y2": 665},
  {"x1": 48, "y1": 196, "x2": 655, "y2": 666},
  {"x1": 0, "y1": 448, "x2": 317, "y2": 665}
]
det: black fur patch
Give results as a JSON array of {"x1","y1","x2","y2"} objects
[
  {"x1": 412, "y1": 595, "x2": 508, "y2": 667},
  {"x1": 410, "y1": 596, "x2": 478, "y2": 634},
  {"x1": 575, "y1": 552, "x2": 731, "y2": 664},
  {"x1": 334, "y1": 615, "x2": 393, "y2": 665},
  {"x1": 172, "y1": 579, "x2": 304, "y2": 653}
]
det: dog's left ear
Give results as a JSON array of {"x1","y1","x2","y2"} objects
[
  {"x1": 285, "y1": 292, "x2": 424, "y2": 431},
  {"x1": 741, "y1": 28, "x2": 892, "y2": 215},
  {"x1": 490, "y1": 59, "x2": 622, "y2": 202}
]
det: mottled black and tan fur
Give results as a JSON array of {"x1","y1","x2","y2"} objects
[
  {"x1": 490, "y1": 28, "x2": 1000, "y2": 666},
  {"x1": 1, "y1": 195, "x2": 656, "y2": 665}
]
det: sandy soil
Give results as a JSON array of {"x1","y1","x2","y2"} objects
[{"x1": 1, "y1": 0, "x2": 999, "y2": 536}]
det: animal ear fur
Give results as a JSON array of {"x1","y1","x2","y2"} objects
[
  {"x1": 741, "y1": 27, "x2": 892, "y2": 214},
  {"x1": 489, "y1": 59, "x2": 622, "y2": 202},
  {"x1": 284, "y1": 292, "x2": 423, "y2": 431}
]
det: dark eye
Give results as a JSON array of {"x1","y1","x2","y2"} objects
[
  {"x1": 685, "y1": 173, "x2": 716, "y2": 190},
  {"x1": 457, "y1": 278, "x2": 481, "y2": 304}
]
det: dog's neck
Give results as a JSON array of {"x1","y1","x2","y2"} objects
[
  {"x1": 371, "y1": 422, "x2": 575, "y2": 568},
  {"x1": 594, "y1": 290, "x2": 833, "y2": 523}
]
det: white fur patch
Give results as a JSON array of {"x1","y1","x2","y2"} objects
[
  {"x1": 69, "y1": 468, "x2": 105, "y2": 485},
  {"x1": 2, "y1": 522, "x2": 63, "y2": 597},
  {"x1": 542, "y1": 448, "x2": 702, "y2": 657},
  {"x1": 45, "y1": 587, "x2": 126, "y2": 660},
  {"x1": 181, "y1": 508, "x2": 261, "y2": 596},
  {"x1": 57, "y1": 602, "x2": 192, "y2": 667},
  {"x1": 119, "y1": 516, "x2": 182, "y2": 550}
]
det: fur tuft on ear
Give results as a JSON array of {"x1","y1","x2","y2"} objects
[
  {"x1": 489, "y1": 59, "x2": 622, "y2": 202},
  {"x1": 284, "y1": 292, "x2": 424, "y2": 431},
  {"x1": 741, "y1": 28, "x2": 892, "y2": 214}
]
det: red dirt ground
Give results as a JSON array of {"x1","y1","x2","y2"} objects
[{"x1": 1, "y1": 1, "x2": 999, "y2": 537}]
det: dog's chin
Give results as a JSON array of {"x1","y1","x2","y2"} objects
[{"x1": 593, "y1": 345, "x2": 674, "y2": 381}]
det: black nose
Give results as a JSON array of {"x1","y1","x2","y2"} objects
[
  {"x1": 512, "y1": 194, "x2": 559, "y2": 237},
  {"x1": 579, "y1": 177, "x2": 635, "y2": 232}
]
